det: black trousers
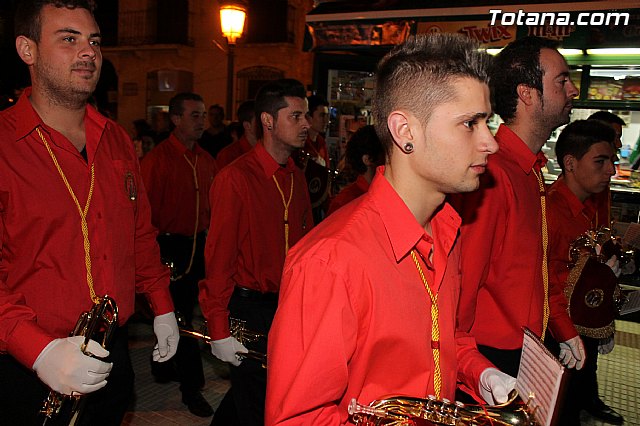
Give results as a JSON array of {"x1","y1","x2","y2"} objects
[
  {"x1": 0, "y1": 326, "x2": 133, "y2": 426},
  {"x1": 211, "y1": 289, "x2": 277, "y2": 426},
  {"x1": 477, "y1": 344, "x2": 523, "y2": 378},
  {"x1": 151, "y1": 232, "x2": 206, "y2": 394},
  {"x1": 547, "y1": 335, "x2": 601, "y2": 425}
]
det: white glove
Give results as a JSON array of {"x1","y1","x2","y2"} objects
[
  {"x1": 210, "y1": 336, "x2": 248, "y2": 367},
  {"x1": 559, "y1": 335, "x2": 586, "y2": 370},
  {"x1": 153, "y1": 312, "x2": 179, "y2": 362},
  {"x1": 598, "y1": 335, "x2": 615, "y2": 354},
  {"x1": 32, "y1": 336, "x2": 112, "y2": 396},
  {"x1": 605, "y1": 255, "x2": 622, "y2": 278},
  {"x1": 479, "y1": 368, "x2": 517, "y2": 405}
]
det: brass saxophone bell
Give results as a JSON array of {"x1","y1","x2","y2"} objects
[{"x1": 349, "y1": 391, "x2": 537, "y2": 426}]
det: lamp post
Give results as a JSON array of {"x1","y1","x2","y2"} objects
[{"x1": 219, "y1": 1, "x2": 247, "y2": 121}]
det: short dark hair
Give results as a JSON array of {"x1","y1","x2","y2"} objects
[
  {"x1": 306, "y1": 95, "x2": 329, "y2": 116},
  {"x1": 490, "y1": 36, "x2": 559, "y2": 124},
  {"x1": 236, "y1": 100, "x2": 255, "y2": 125},
  {"x1": 209, "y1": 104, "x2": 224, "y2": 115},
  {"x1": 15, "y1": 0, "x2": 97, "y2": 41},
  {"x1": 587, "y1": 111, "x2": 625, "y2": 126},
  {"x1": 169, "y1": 92, "x2": 204, "y2": 117},
  {"x1": 255, "y1": 78, "x2": 306, "y2": 138},
  {"x1": 555, "y1": 119, "x2": 616, "y2": 174},
  {"x1": 345, "y1": 125, "x2": 385, "y2": 175},
  {"x1": 373, "y1": 33, "x2": 491, "y2": 158}
]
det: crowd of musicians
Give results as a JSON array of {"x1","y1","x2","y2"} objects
[{"x1": 0, "y1": 1, "x2": 633, "y2": 425}]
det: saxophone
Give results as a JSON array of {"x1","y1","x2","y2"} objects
[
  {"x1": 348, "y1": 391, "x2": 537, "y2": 426},
  {"x1": 40, "y1": 296, "x2": 119, "y2": 425}
]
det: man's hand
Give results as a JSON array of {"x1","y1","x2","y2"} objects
[
  {"x1": 598, "y1": 335, "x2": 615, "y2": 354},
  {"x1": 153, "y1": 312, "x2": 179, "y2": 362},
  {"x1": 210, "y1": 336, "x2": 248, "y2": 367},
  {"x1": 479, "y1": 368, "x2": 517, "y2": 405},
  {"x1": 32, "y1": 336, "x2": 112, "y2": 395},
  {"x1": 559, "y1": 335, "x2": 586, "y2": 370}
]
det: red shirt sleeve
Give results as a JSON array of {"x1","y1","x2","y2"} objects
[
  {"x1": 266, "y1": 258, "x2": 355, "y2": 425},
  {"x1": 199, "y1": 169, "x2": 245, "y2": 340}
]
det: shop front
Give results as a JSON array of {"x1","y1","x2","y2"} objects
[{"x1": 306, "y1": 0, "x2": 640, "y2": 223}]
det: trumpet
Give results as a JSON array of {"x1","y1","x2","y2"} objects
[
  {"x1": 178, "y1": 316, "x2": 267, "y2": 367},
  {"x1": 348, "y1": 390, "x2": 537, "y2": 425},
  {"x1": 40, "y1": 296, "x2": 118, "y2": 425}
]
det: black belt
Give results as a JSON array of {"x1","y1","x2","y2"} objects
[
  {"x1": 160, "y1": 231, "x2": 206, "y2": 241},
  {"x1": 233, "y1": 287, "x2": 278, "y2": 302}
]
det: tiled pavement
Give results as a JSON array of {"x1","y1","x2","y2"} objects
[{"x1": 122, "y1": 316, "x2": 640, "y2": 425}]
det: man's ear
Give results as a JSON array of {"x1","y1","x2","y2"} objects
[
  {"x1": 387, "y1": 111, "x2": 413, "y2": 150},
  {"x1": 169, "y1": 114, "x2": 180, "y2": 128},
  {"x1": 261, "y1": 112, "x2": 274, "y2": 131},
  {"x1": 516, "y1": 84, "x2": 535, "y2": 106},
  {"x1": 564, "y1": 155, "x2": 576, "y2": 173},
  {"x1": 16, "y1": 36, "x2": 35, "y2": 65}
]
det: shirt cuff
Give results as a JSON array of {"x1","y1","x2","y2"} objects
[
  {"x1": 7, "y1": 320, "x2": 55, "y2": 369},
  {"x1": 146, "y1": 287, "x2": 175, "y2": 316}
]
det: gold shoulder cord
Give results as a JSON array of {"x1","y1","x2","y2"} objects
[
  {"x1": 272, "y1": 173, "x2": 294, "y2": 254},
  {"x1": 36, "y1": 127, "x2": 99, "y2": 304},
  {"x1": 411, "y1": 250, "x2": 442, "y2": 399},
  {"x1": 533, "y1": 169, "x2": 550, "y2": 340}
]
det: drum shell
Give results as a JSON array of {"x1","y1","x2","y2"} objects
[{"x1": 565, "y1": 255, "x2": 617, "y2": 338}]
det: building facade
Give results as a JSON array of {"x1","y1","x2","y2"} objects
[{"x1": 104, "y1": 0, "x2": 314, "y2": 134}]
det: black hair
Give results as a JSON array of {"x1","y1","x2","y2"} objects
[
  {"x1": 254, "y1": 78, "x2": 306, "y2": 138},
  {"x1": 490, "y1": 36, "x2": 559, "y2": 124},
  {"x1": 587, "y1": 111, "x2": 626, "y2": 126},
  {"x1": 555, "y1": 119, "x2": 616, "y2": 174},
  {"x1": 15, "y1": 0, "x2": 96, "y2": 41},
  {"x1": 169, "y1": 92, "x2": 204, "y2": 117},
  {"x1": 373, "y1": 33, "x2": 491, "y2": 158},
  {"x1": 236, "y1": 100, "x2": 255, "y2": 125},
  {"x1": 345, "y1": 125, "x2": 385, "y2": 175},
  {"x1": 306, "y1": 94, "x2": 329, "y2": 116}
]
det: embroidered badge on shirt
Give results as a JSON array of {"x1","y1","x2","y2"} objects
[{"x1": 125, "y1": 171, "x2": 137, "y2": 201}]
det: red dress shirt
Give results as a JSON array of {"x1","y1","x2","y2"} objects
[
  {"x1": 141, "y1": 134, "x2": 217, "y2": 235},
  {"x1": 216, "y1": 135, "x2": 253, "y2": 170},
  {"x1": 266, "y1": 167, "x2": 494, "y2": 425},
  {"x1": 304, "y1": 133, "x2": 330, "y2": 166},
  {"x1": 327, "y1": 175, "x2": 369, "y2": 216},
  {"x1": 456, "y1": 125, "x2": 577, "y2": 350},
  {"x1": 0, "y1": 89, "x2": 173, "y2": 367},
  {"x1": 546, "y1": 177, "x2": 600, "y2": 341},
  {"x1": 199, "y1": 143, "x2": 313, "y2": 340}
]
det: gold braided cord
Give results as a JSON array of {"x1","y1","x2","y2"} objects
[
  {"x1": 533, "y1": 169, "x2": 550, "y2": 340},
  {"x1": 411, "y1": 250, "x2": 442, "y2": 399},
  {"x1": 36, "y1": 127, "x2": 99, "y2": 304},
  {"x1": 272, "y1": 173, "x2": 294, "y2": 254},
  {"x1": 180, "y1": 153, "x2": 200, "y2": 278}
]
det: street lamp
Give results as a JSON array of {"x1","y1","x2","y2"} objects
[{"x1": 220, "y1": 1, "x2": 247, "y2": 121}]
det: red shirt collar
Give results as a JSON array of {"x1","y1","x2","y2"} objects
[
  {"x1": 237, "y1": 135, "x2": 253, "y2": 153},
  {"x1": 354, "y1": 175, "x2": 370, "y2": 193},
  {"x1": 254, "y1": 141, "x2": 296, "y2": 177},
  {"x1": 369, "y1": 166, "x2": 461, "y2": 263},
  {"x1": 495, "y1": 124, "x2": 548, "y2": 174},
  {"x1": 549, "y1": 177, "x2": 596, "y2": 221},
  {"x1": 168, "y1": 133, "x2": 208, "y2": 158},
  {"x1": 14, "y1": 87, "x2": 107, "y2": 143}
]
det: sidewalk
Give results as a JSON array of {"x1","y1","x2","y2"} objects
[{"x1": 122, "y1": 317, "x2": 639, "y2": 425}]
